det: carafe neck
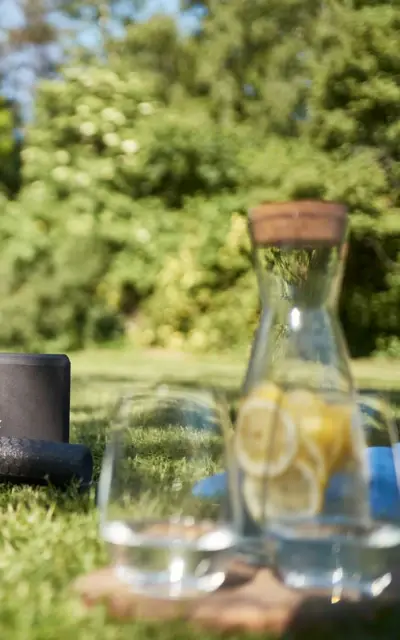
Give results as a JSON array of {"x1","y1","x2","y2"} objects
[{"x1": 254, "y1": 244, "x2": 346, "y2": 311}]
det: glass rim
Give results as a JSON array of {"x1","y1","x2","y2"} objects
[{"x1": 105, "y1": 383, "x2": 233, "y2": 435}]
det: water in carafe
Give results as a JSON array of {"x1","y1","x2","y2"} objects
[{"x1": 234, "y1": 200, "x2": 400, "y2": 597}]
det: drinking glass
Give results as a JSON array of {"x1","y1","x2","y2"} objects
[
  {"x1": 97, "y1": 384, "x2": 237, "y2": 599},
  {"x1": 358, "y1": 392, "x2": 400, "y2": 525}
]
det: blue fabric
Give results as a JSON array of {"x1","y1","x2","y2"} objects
[
  {"x1": 193, "y1": 445, "x2": 400, "y2": 521},
  {"x1": 193, "y1": 471, "x2": 228, "y2": 498}
]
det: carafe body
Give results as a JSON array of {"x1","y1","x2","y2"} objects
[{"x1": 234, "y1": 201, "x2": 398, "y2": 596}]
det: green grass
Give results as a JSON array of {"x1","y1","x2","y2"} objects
[{"x1": 0, "y1": 348, "x2": 400, "y2": 639}]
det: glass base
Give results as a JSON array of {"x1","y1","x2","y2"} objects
[
  {"x1": 272, "y1": 522, "x2": 400, "y2": 599},
  {"x1": 280, "y1": 568, "x2": 392, "y2": 600},
  {"x1": 115, "y1": 564, "x2": 226, "y2": 599},
  {"x1": 235, "y1": 535, "x2": 278, "y2": 567}
]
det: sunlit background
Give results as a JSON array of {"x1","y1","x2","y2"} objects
[
  {"x1": 0, "y1": 3, "x2": 400, "y2": 637},
  {"x1": 0, "y1": 0, "x2": 399, "y2": 359}
]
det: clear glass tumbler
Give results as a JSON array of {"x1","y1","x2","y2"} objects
[{"x1": 97, "y1": 384, "x2": 237, "y2": 599}]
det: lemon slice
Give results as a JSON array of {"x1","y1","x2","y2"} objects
[
  {"x1": 236, "y1": 396, "x2": 298, "y2": 478},
  {"x1": 243, "y1": 460, "x2": 323, "y2": 523},
  {"x1": 328, "y1": 403, "x2": 354, "y2": 472},
  {"x1": 251, "y1": 382, "x2": 282, "y2": 403},
  {"x1": 267, "y1": 460, "x2": 323, "y2": 518},
  {"x1": 282, "y1": 389, "x2": 343, "y2": 475},
  {"x1": 300, "y1": 437, "x2": 327, "y2": 484},
  {"x1": 243, "y1": 475, "x2": 266, "y2": 523}
]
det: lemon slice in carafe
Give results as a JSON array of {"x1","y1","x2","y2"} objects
[
  {"x1": 236, "y1": 388, "x2": 298, "y2": 479},
  {"x1": 282, "y1": 389, "x2": 347, "y2": 475},
  {"x1": 243, "y1": 460, "x2": 323, "y2": 523},
  {"x1": 299, "y1": 437, "x2": 327, "y2": 484}
]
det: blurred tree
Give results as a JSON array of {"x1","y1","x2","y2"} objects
[
  {"x1": 0, "y1": 97, "x2": 20, "y2": 196},
  {"x1": 58, "y1": 0, "x2": 146, "y2": 25},
  {"x1": 301, "y1": 0, "x2": 400, "y2": 355},
  {"x1": 307, "y1": 0, "x2": 400, "y2": 215},
  {"x1": 109, "y1": 14, "x2": 196, "y2": 100},
  {"x1": 0, "y1": 0, "x2": 60, "y2": 99},
  {"x1": 0, "y1": 0, "x2": 398, "y2": 356},
  {"x1": 0, "y1": 0, "x2": 149, "y2": 114},
  {"x1": 181, "y1": 0, "x2": 320, "y2": 134}
]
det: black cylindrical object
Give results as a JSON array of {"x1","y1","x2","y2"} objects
[{"x1": 0, "y1": 437, "x2": 93, "y2": 490}]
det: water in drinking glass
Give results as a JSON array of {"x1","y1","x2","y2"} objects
[
  {"x1": 103, "y1": 518, "x2": 235, "y2": 597},
  {"x1": 98, "y1": 386, "x2": 237, "y2": 599}
]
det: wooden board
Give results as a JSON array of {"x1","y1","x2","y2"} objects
[{"x1": 72, "y1": 559, "x2": 400, "y2": 637}]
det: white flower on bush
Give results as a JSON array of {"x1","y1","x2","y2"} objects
[
  {"x1": 138, "y1": 102, "x2": 154, "y2": 116},
  {"x1": 67, "y1": 214, "x2": 93, "y2": 236},
  {"x1": 101, "y1": 107, "x2": 126, "y2": 126},
  {"x1": 103, "y1": 132, "x2": 120, "y2": 147},
  {"x1": 102, "y1": 70, "x2": 119, "y2": 85},
  {"x1": 74, "y1": 172, "x2": 91, "y2": 187},
  {"x1": 121, "y1": 139, "x2": 140, "y2": 154},
  {"x1": 101, "y1": 107, "x2": 115, "y2": 121},
  {"x1": 82, "y1": 75, "x2": 93, "y2": 88},
  {"x1": 80, "y1": 121, "x2": 96, "y2": 137},
  {"x1": 21, "y1": 147, "x2": 36, "y2": 162},
  {"x1": 135, "y1": 227, "x2": 150, "y2": 243},
  {"x1": 77, "y1": 104, "x2": 91, "y2": 117},
  {"x1": 55, "y1": 150, "x2": 70, "y2": 165},
  {"x1": 51, "y1": 166, "x2": 69, "y2": 182}
]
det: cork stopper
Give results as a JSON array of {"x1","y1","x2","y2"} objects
[{"x1": 249, "y1": 200, "x2": 348, "y2": 247}]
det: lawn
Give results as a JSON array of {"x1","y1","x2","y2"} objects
[{"x1": 1, "y1": 348, "x2": 400, "y2": 639}]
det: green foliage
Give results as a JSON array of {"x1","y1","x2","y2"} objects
[
  {"x1": 0, "y1": 48, "x2": 253, "y2": 351},
  {"x1": 183, "y1": 0, "x2": 320, "y2": 134},
  {"x1": 142, "y1": 195, "x2": 257, "y2": 352},
  {"x1": 0, "y1": 99, "x2": 13, "y2": 162},
  {"x1": 0, "y1": 4, "x2": 400, "y2": 355},
  {"x1": 302, "y1": 0, "x2": 400, "y2": 355},
  {"x1": 0, "y1": 99, "x2": 20, "y2": 196}
]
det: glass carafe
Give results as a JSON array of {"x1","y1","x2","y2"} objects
[{"x1": 235, "y1": 201, "x2": 399, "y2": 596}]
